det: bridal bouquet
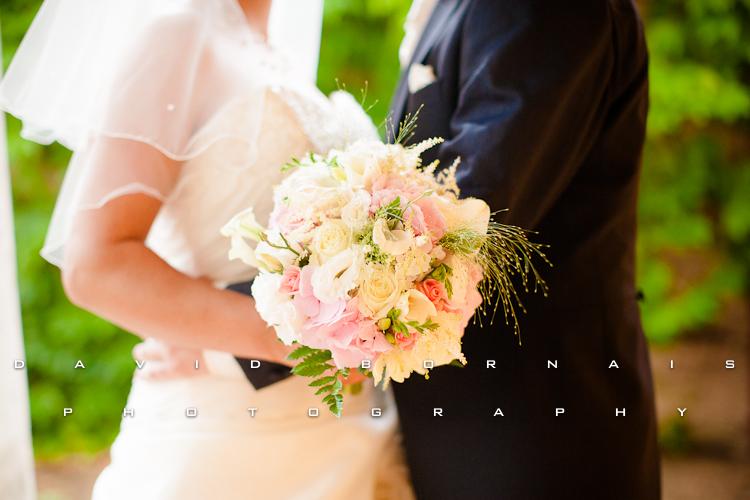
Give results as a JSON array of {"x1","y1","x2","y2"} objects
[{"x1": 222, "y1": 134, "x2": 546, "y2": 415}]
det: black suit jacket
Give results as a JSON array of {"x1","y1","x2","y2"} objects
[{"x1": 390, "y1": 1, "x2": 660, "y2": 499}]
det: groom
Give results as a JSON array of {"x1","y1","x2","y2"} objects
[{"x1": 390, "y1": 1, "x2": 660, "y2": 499}]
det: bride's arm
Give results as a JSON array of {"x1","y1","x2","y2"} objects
[{"x1": 61, "y1": 145, "x2": 290, "y2": 363}]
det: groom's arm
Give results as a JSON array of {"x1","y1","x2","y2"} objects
[{"x1": 439, "y1": 0, "x2": 647, "y2": 229}]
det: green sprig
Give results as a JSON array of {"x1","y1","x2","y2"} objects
[
  {"x1": 289, "y1": 345, "x2": 348, "y2": 416},
  {"x1": 428, "y1": 263, "x2": 454, "y2": 298}
]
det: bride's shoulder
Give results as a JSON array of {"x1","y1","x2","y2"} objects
[
  {"x1": 134, "y1": 1, "x2": 209, "y2": 46},
  {"x1": 120, "y1": 0, "x2": 223, "y2": 79}
]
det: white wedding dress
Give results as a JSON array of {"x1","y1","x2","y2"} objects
[
  {"x1": 91, "y1": 22, "x2": 413, "y2": 500},
  {"x1": 0, "y1": 0, "x2": 412, "y2": 500},
  {"x1": 91, "y1": 97, "x2": 413, "y2": 500},
  {"x1": 1, "y1": 1, "x2": 413, "y2": 499}
]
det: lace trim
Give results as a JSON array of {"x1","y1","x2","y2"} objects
[{"x1": 274, "y1": 86, "x2": 346, "y2": 154}]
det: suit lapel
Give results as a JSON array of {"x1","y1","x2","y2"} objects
[{"x1": 390, "y1": 0, "x2": 458, "y2": 132}]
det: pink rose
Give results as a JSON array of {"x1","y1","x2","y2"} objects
[
  {"x1": 395, "y1": 331, "x2": 418, "y2": 351},
  {"x1": 369, "y1": 188, "x2": 409, "y2": 214},
  {"x1": 293, "y1": 266, "x2": 320, "y2": 318},
  {"x1": 279, "y1": 266, "x2": 301, "y2": 294},
  {"x1": 269, "y1": 205, "x2": 306, "y2": 234},
  {"x1": 415, "y1": 198, "x2": 447, "y2": 241},
  {"x1": 371, "y1": 174, "x2": 421, "y2": 196},
  {"x1": 418, "y1": 278, "x2": 451, "y2": 312}
]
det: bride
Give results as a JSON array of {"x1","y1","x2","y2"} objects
[{"x1": 1, "y1": 0, "x2": 413, "y2": 498}]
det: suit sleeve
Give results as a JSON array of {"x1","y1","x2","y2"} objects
[{"x1": 439, "y1": 0, "x2": 614, "y2": 229}]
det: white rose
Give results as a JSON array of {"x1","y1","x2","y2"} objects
[
  {"x1": 338, "y1": 152, "x2": 371, "y2": 188},
  {"x1": 358, "y1": 263, "x2": 402, "y2": 319},
  {"x1": 396, "y1": 289, "x2": 437, "y2": 326},
  {"x1": 251, "y1": 273, "x2": 285, "y2": 324},
  {"x1": 303, "y1": 186, "x2": 353, "y2": 221},
  {"x1": 341, "y1": 190, "x2": 372, "y2": 232},
  {"x1": 251, "y1": 274, "x2": 301, "y2": 345},
  {"x1": 372, "y1": 218, "x2": 414, "y2": 256},
  {"x1": 337, "y1": 140, "x2": 387, "y2": 188},
  {"x1": 311, "y1": 219, "x2": 352, "y2": 264},
  {"x1": 311, "y1": 247, "x2": 362, "y2": 304},
  {"x1": 276, "y1": 164, "x2": 345, "y2": 217},
  {"x1": 278, "y1": 163, "x2": 337, "y2": 199},
  {"x1": 274, "y1": 301, "x2": 304, "y2": 345}
]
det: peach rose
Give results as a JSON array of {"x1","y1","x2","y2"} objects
[{"x1": 418, "y1": 278, "x2": 451, "y2": 311}]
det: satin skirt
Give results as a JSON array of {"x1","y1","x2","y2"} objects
[{"x1": 91, "y1": 350, "x2": 413, "y2": 500}]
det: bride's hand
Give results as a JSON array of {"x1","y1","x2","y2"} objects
[
  {"x1": 133, "y1": 338, "x2": 207, "y2": 380},
  {"x1": 133, "y1": 335, "x2": 296, "y2": 380},
  {"x1": 262, "y1": 336, "x2": 296, "y2": 368}
]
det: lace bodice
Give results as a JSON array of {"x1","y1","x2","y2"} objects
[
  {"x1": 34, "y1": 1, "x2": 376, "y2": 271},
  {"x1": 146, "y1": 80, "x2": 377, "y2": 286}
]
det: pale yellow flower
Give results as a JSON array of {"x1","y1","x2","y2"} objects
[
  {"x1": 311, "y1": 219, "x2": 352, "y2": 264},
  {"x1": 358, "y1": 263, "x2": 402, "y2": 319}
]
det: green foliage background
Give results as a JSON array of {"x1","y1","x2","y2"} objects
[{"x1": 1, "y1": 0, "x2": 748, "y2": 456}]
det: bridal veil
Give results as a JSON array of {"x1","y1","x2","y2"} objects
[{"x1": 0, "y1": 0, "x2": 324, "y2": 266}]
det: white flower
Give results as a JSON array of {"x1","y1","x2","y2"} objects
[
  {"x1": 372, "y1": 218, "x2": 414, "y2": 256},
  {"x1": 373, "y1": 347, "x2": 419, "y2": 386},
  {"x1": 396, "y1": 289, "x2": 436, "y2": 326},
  {"x1": 275, "y1": 163, "x2": 348, "y2": 219},
  {"x1": 436, "y1": 197, "x2": 491, "y2": 235},
  {"x1": 396, "y1": 246, "x2": 432, "y2": 282},
  {"x1": 411, "y1": 310, "x2": 466, "y2": 369},
  {"x1": 336, "y1": 140, "x2": 387, "y2": 188},
  {"x1": 277, "y1": 163, "x2": 337, "y2": 199},
  {"x1": 443, "y1": 254, "x2": 471, "y2": 302},
  {"x1": 221, "y1": 207, "x2": 267, "y2": 268},
  {"x1": 221, "y1": 207, "x2": 266, "y2": 241},
  {"x1": 274, "y1": 301, "x2": 304, "y2": 345},
  {"x1": 311, "y1": 247, "x2": 363, "y2": 304},
  {"x1": 251, "y1": 274, "x2": 301, "y2": 345},
  {"x1": 373, "y1": 310, "x2": 465, "y2": 387},
  {"x1": 311, "y1": 219, "x2": 352, "y2": 264},
  {"x1": 382, "y1": 143, "x2": 420, "y2": 172},
  {"x1": 225, "y1": 234, "x2": 261, "y2": 268},
  {"x1": 341, "y1": 190, "x2": 372, "y2": 232},
  {"x1": 253, "y1": 232, "x2": 299, "y2": 273},
  {"x1": 429, "y1": 245, "x2": 447, "y2": 262},
  {"x1": 358, "y1": 263, "x2": 402, "y2": 319}
]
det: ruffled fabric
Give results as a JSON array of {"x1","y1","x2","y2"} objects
[{"x1": 0, "y1": 0, "x2": 359, "y2": 271}]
